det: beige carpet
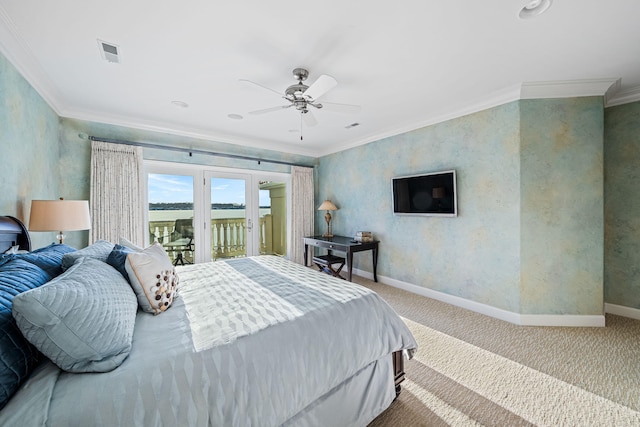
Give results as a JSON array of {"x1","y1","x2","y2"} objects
[{"x1": 352, "y1": 277, "x2": 640, "y2": 426}]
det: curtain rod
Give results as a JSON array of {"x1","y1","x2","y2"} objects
[{"x1": 83, "y1": 135, "x2": 313, "y2": 168}]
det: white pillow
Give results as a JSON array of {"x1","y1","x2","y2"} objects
[
  {"x1": 3, "y1": 245, "x2": 27, "y2": 254},
  {"x1": 118, "y1": 237, "x2": 144, "y2": 252},
  {"x1": 3, "y1": 245, "x2": 18, "y2": 254},
  {"x1": 124, "y1": 242, "x2": 178, "y2": 315}
]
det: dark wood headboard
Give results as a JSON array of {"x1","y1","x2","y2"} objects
[{"x1": 0, "y1": 216, "x2": 31, "y2": 253}]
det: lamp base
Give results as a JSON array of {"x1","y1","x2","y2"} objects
[{"x1": 323, "y1": 214, "x2": 333, "y2": 238}]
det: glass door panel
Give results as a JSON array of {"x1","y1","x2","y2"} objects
[
  {"x1": 147, "y1": 173, "x2": 195, "y2": 265},
  {"x1": 258, "y1": 181, "x2": 287, "y2": 257},
  {"x1": 209, "y1": 176, "x2": 249, "y2": 260}
]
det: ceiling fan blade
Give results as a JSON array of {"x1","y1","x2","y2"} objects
[
  {"x1": 319, "y1": 102, "x2": 362, "y2": 114},
  {"x1": 239, "y1": 79, "x2": 282, "y2": 97},
  {"x1": 304, "y1": 74, "x2": 337, "y2": 101},
  {"x1": 302, "y1": 111, "x2": 318, "y2": 127},
  {"x1": 248, "y1": 104, "x2": 292, "y2": 115}
]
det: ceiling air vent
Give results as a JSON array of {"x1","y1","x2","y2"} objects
[{"x1": 97, "y1": 39, "x2": 120, "y2": 63}]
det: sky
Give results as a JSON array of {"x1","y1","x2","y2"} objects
[{"x1": 148, "y1": 174, "x2": 271, "y2": 206}]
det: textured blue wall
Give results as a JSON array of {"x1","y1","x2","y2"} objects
[
  {"x1": 520, "y1": 98, "x2": 604, "y2": 315},
  {"x1": 604, "y1": 101, "x2": 640, "y2": 310},
  {"x1": 317, "y1": 102, "x2": 523, "y2": 312},
  {"x1": 318, "y1": 98, "x2": 606, "y2": 315},
  {"x1": 0, "y1": 51, "x2": 62, "y2": 248}
]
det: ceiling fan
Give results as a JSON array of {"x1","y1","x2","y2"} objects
[{"x1": 240, "y1": 68, "x2": 360, "y2": 132}]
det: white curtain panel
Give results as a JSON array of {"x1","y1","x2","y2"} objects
[
  {"x1": 90, "y1": 141, "x2": 144, "y2": 246},
  {"x1": 290, "y1": 166, "x2": 314, "y2": 265}
]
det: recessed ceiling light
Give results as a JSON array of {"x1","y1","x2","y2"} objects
[
  {"x1": 345, "y1": 122, "x2": 360, "y2": 129},
  {"x1": 519, "y1": 0, "x2": 552, "y2": 19},
  {"x1": 227, "y1": 113, "x2": 243, "y2": 120},
  {"x1": 171, "y1": 101, "x2": 189, "y2": 108},
  {"x1": 288, "y1": 129, "x2": 299, "y2": 133}
]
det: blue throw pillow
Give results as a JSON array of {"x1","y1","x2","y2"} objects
[
  {"x1": 1, "y1": 244, "x2": 75, "y2": 278},
  {"x1": 0, "y1": 259, "x2": 51, "y2": 409},
  {"x1": 13, "y1": 257, "x2": 138, "y2": 373},
  {"x1": 106, "y1": 244, "x2": 134, "y2": 282},
  {"x1": 61, "y1": 240, "x2": 114, "y2": 271}
]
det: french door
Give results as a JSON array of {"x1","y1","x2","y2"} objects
[
  {"x1": 147, "y1": 171, "x2": 197, "y2": 265},
  {"x1": 204, "y1": 172, "x2": 253, "y2": 261},
  {"x1": 145, "y1": 162, "x2": 290, "y2": 264}
]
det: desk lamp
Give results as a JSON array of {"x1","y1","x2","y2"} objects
[{"x1": 318, "y1": 200, "x2": 338, "y2": 238}]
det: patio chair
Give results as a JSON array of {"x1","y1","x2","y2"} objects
[{"x1": 164, "y1": 218, "x2": 194, "y2": 266}]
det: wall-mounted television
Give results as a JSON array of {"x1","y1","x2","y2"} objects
[{"x1": 392, "y1": 170, "x2": 457, "y2": 217}]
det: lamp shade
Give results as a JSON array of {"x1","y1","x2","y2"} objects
[
  {"x1": 318, "y1": 200, "x2": 338, "y2": 211},
  {"x1": 29, "y1": 200, "x2": 91, "y2": 232}
]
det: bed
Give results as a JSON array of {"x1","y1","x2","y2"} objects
[{"x1": 0, "y1": 216, "x2": 417, "y2": 426}]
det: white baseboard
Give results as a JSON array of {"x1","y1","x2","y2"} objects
[
  {"x1": 519, "y1": 314, "x2": 605, "y2": 327},
  {"x1": 605, "y1": 303, "x2": 640, "y2": 321},
  {"x1": 353, "y1": 268, "x2": 606, "y2": 327}
]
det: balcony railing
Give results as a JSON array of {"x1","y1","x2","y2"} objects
[{"x1": 149, "y1": 216, "x2": 274, "y2": 263}]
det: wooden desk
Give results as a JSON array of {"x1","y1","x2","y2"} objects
[{"x1": 303, "y1": 235, "x2": 379, "y2": 282}]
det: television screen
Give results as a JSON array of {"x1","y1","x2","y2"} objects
[{"x1": 392, "y1": 170, "x2": 457, "y2": 216}]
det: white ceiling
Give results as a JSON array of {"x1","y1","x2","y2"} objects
[{"x1": 1, "y1": 1, "x2": 639, "y2": 157}]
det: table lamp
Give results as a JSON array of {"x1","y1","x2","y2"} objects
[
  {"x1": 29, "y1": 198, "x2": 91, "y2": 244},
  {"x1": 318, "y1": 200, "x2": 338, "y2": 238}
]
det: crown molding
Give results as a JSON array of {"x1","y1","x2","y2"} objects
[
  {"x1": 520, "y1": 78, "x2": 619, "y2": 99},
  {"x1": 605, "y1": 84, "x2": 640, "y2": 107},
  {"x1": 319, "y1": 79, "x2": 621, "y2": 157},
  {"x1": 60, "y1": 106, "x2": 320, "y2": 158},
  {"x1": 0, "y1": 5, "x2": 64, "y2": 115}
]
